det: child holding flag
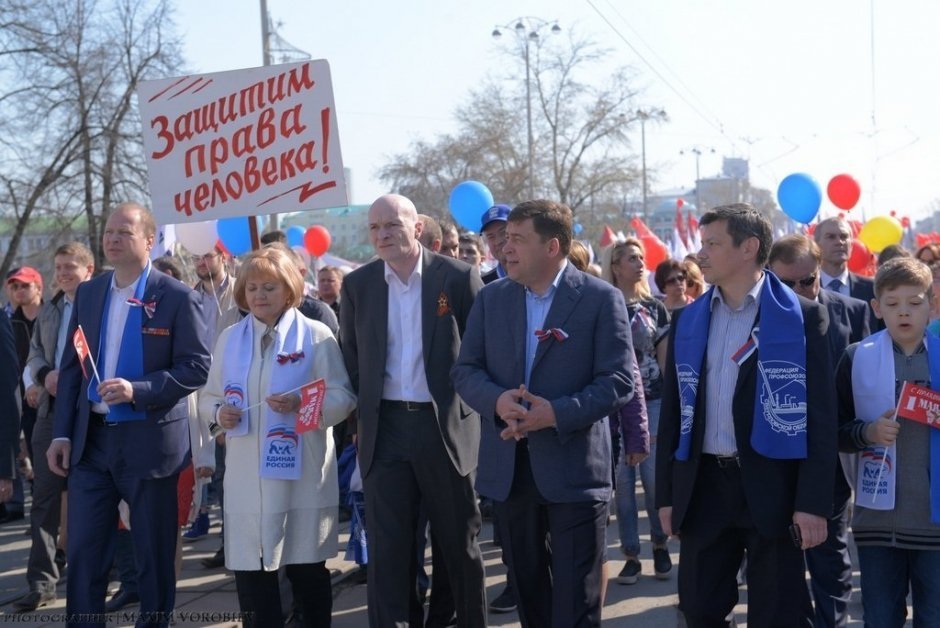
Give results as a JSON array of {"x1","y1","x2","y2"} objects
[{"x1": 836, "y1": 257, "x2": 940, "y2": 627}]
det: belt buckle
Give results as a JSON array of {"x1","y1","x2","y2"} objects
[
  {"x1": 715, "y1": 454, "x2": 739, "y2": 468},
  {"x1": 404, "y1": 401, "x2": 421, "y2": 412}
]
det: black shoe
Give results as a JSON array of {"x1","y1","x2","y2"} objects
[
  {"x1": 0, "y1": 509, "x2": 25, "y2": 524},
  {"x1": 616, "y1": 558, "x2": 641, "y2": 585},
  {"x1": 13, "y1": 589, "x2": 56, "y2": 612},
  {"x1": 488, "y1": 584, "x2": 517, "y2": 613},
  {"x1": 201, "y1": 547, "x2": 225, "y2": 569},
  {"x1": 105, "y1": 588, "x2": 140, "y2": 612},
  {"x1": 653, "y1": 546, "x2": 673, "y2": 579}
]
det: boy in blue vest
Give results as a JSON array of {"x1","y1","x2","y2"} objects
[{"x1": 836, "y1": 257, "x2": 940, "y2": 627}]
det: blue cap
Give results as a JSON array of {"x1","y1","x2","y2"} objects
[{"x1": 481, "y1": 204, "x2": 511, "y2": 231}]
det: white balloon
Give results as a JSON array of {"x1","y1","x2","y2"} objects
[{"x1": 175, "y1": 220, "x2": 218, "y2": 256}]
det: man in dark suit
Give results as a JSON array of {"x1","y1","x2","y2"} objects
[
  {"x1": 657, "y1": 204, "x2": 837, "y2": 628},
  {"x1": 769, "y1": 234, "x2": 869, "y2": 628},
  {"x1": 0, "y1": 310, "x2": 22, "y2": 521},
  {"x1": 47, "y1": 203, "x2": 211, "y2": 628},
  {"x1": 815, "y1": 216, "x2": 882, "y2": 331},
  {"x1": 340, "y1": 194, "x2": 485, "y2": 627},
  {"x1": 453, "y1": 199, "x2": 635, "y2": 627}
]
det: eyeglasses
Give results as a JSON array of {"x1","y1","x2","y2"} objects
[
  {"x1": 780, "y1": 273, "x2": 818, "y2": 289},
  {"x1": 664, "y1": 273, "x2": 687, "y2": 286}
]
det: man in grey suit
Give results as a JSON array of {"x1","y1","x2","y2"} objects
[
  {"x1": 453, "y1": 199, "x2": 635, "y2": 627},
  {"x1": 340, "y1": 194, "x2": 486, "y2": 627}
]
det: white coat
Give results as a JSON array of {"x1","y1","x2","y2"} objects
[{"x1": 199, "y1": 311, "x2": 356, "y2": 571}]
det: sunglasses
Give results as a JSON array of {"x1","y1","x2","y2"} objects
[
  {"x1": 665, "y1": 273, "x2": 687, "y2": 286},
  {"x1": 780, "y1": 273, "x2": 817, "y2": 289}
]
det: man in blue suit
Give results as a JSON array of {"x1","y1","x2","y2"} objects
[
  {"x1": 769, "y1": 234, "x2": 869, "y2": 628},
  {"x1": 47, "y1": 203, "x2": 211, "y2": 628},
  {"x1": 453, "y1": 199, "x2": 635, "y2": 627}
]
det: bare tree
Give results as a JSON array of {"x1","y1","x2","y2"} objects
[
  {"x1": 0, "y1": 0, "x2": 184, "y2": 273},
  {"x1": 378, "y1": 30, "x2": 652, "y2": 217}
]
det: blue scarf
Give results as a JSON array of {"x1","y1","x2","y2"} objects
[
  {"x1": 87, "y1": 264, "x2": 151, "y2": 422},
  {"x1": 673, "y1": 272, "x2": 807, "y2": 460}
]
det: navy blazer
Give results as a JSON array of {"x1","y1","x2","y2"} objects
[
  {"x1": 847, "y1": 272, "x2": 882, "y2": 332},
  {"x1": 452, "y1": 263, "x2": 635, "y2": 504},
  {"x1": 817, "y1": 289, "x2": 870, "y2": 365},
  {"x1": 53, "y1": 269, "x2": 211, "y2": 478},
  {"x1": 656, "y1": 295, "x2": 837, "y2": 538}
]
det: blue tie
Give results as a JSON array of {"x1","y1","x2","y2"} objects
[{"x1": 827, "y1": 278, "x2": 842, "y2": 293}]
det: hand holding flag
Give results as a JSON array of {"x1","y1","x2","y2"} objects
[
  {"x1": 295, "y1": 379, "x2": 326, "y2": 434},
  {"x1": 72, "y1": 325, "x2": 101, "y2": 385}
]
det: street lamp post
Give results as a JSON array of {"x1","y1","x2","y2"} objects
[
  {"x1": 492, "y1": 18, "x2": 561, "y2": 200},
  {"x1": 680, "y1": 145, "x2": 715, "y2": 211},
  {"x1": 635, "y1": 108, "x2": 666, "y2": 222}
]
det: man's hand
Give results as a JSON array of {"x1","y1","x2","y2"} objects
[
  {"x1": 659, "y1": 506, "x2": 676, "y2": 538},
  {"x1": 25, "y1": 384, "x2": 42, "y2": 408},
  {"x1": 195, "y1": 466, "x2": 214, "y2": 479},
  {"x1": 97, "y1": 378, "x2": 134, "y2": 405},
  {"x1": 47, "y1": 441, "x2": 71, "y2": 478},
  {"x1": 217, "y1": 405, "x2": 243, "y2": 430},
  {"x1": 865, "y1": 408, "x2": 899, "y2": 446},
  {"x1": 626, "y1": 452, "x2": 648, "y2": 466},
  {"x1": 44, "y1": 369, "x2": 59, "y2": 397},
  {"x1": 496, "y1": 386, "x2": 527, "y2": 440},
  {"x1": 792, "y1": 511, "x2": 827, "y2": 549},
  {"x1": 498, "y1": 387, "x2": 557, "y2": 440},
  {"x1": 0, "y1": 478, "x2": 12, "y2": 503}
]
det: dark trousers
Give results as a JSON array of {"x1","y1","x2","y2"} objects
[
  {"x1": 66, "y1": 421, "x2": 179, "y2": 628},
  {"x1": 234, "y1": 562, "x2": 331, "y2": 628},
  {"x1": 804, "y1": 483, "x2": 852, "y2": 628},
  {"x1": 677, "y1": 457, "x2": 813, "y2": 628},
  {"x1": 26, "y1": 411, "x2": 66, "y2": 591},
  {"x1": 363, "y1": 403, "x2": 486, "y2": 628},
  {"x1": 495, "y1": 445, "x2": 607, "y2": 628}
]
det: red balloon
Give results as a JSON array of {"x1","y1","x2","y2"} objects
[
  {"x1": 889, "y1": 210, "x2": 897, "y2": 217},
  {"x1": 676, "y1": 198, "x2": 684, "y2": 209},
  {"x1": 827, "y1": 174, "x2": 861, "y2": 210},
  {"x1": 847, "y1": 240, "x2": 871, "y2": 273},
  {"x1": 304, "y1": 225, "x2": 331, "y2": 257}
]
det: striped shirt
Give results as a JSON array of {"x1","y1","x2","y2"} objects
[{"x1": 702, "y1": 275, "x2": 764, "y2": 455}]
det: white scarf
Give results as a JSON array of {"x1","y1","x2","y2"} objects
[
  {"x1": 851, "y1": 330, "x2": 896, "y2": 510},
  {"x1": 222, "y1": 308, "x2": 310, "y2": 480}
]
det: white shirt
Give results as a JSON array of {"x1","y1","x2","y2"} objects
[
  {"x1": 820, "y1": 268, "x2": 850, "y2": 297},
  {"x1": 91, "y1": 272, "x2": 144, "y2": 414},
  {"x1": 382, "y1": 249, "x2": 432, "y2": 402}
]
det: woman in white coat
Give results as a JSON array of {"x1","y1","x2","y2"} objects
[{"x1": 199, "y1": 246, "x2": 356, "y2": 627}]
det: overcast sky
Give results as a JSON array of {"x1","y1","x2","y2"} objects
[{"x1": 175, "y1": 0, "x2": 939, "y2": 223}]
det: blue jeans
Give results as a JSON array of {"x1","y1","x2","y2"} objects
[
  {"x1": 857, "y1": 545, "x2": 940, "y2": 628},
  {"x1": 616, "y1": 398, "x2": 666, "y2": 556}
]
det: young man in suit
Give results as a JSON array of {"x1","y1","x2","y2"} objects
[
  {"x1": 453, "y1": 199, "x2": 635, "y2": 627},
  {"x1": 47, "y1": 203, "x2": 211, "y2": 627},
  {"x1": 769, "y1": 234, "x2": 870, "y2": 628},
  {"x1": 340, "y1": 194, "x2": 486, "y2": 627},
  {"x1": 657, "y1": 204, "x2": 838, "y2": 627}
]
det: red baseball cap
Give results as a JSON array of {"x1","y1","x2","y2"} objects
[{"x1": 6, "y1": 266, "x2": 43, "y2": 289}]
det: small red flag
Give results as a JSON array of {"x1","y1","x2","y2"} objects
[
  {"x1": 295, "y1": 379, "x2": 326, "y2": 434},
  {"x1": 73, "y1": 326, "x2": 90, "y2": 379},
  {"x1": 897, "y1": 382, "x2": 940, "y2": 429}
]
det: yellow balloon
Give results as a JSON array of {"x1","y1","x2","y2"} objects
[{"x1": 858, "y1": 216, "x2": 903, "y2": 253}]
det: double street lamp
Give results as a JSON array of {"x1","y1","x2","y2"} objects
[
  {"x1": 680, "y1": 145, "x2": 716, "y2": 211},
  {"x1": 492, "y1": 18, "x2": 561, "y2": 200},
  {"x1": 635, "y1": 108, "x2": 667, "y2": 221}
]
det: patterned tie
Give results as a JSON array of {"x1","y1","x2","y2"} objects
[{"x1": 826, "y1": 278, "x2": 842, "y2": 293}]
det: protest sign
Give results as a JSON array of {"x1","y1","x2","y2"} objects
[{"x1": 897, "y1": 381, "x2": 940, "y2": 428}]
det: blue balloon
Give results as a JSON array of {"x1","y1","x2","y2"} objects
[
  {"x1": 777, "y1": 173, "x2": 822, "y2": 224},
  {"x1": 448, "y1": 180, "x2": 494, "y2": 231},
  {"x1": 217, "y1": 217, "x2": 254, "y2": 256},
  {"x1": 573, "y1": 222, "x2": 584, "y2": 235},
  {"x1": 286, "y1": 225, "x2": 305, "y2": 248}
]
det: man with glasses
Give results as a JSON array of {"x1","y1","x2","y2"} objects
[{"x1": 768, "y1": 234, "x2": 869, "y2": 628}]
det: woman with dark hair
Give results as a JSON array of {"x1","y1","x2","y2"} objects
[
  {"x1": 600, "y1": 238, "x2": 673, "y2": 585},
  {"x1": 654, "y1": 259, "x2": 692, "y2": 311}
]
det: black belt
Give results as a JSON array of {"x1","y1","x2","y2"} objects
[
  {"x1": 90, "y1": 411, "x2": 117, "y2": 427},
  {"x1": 380, "y1": 399, "x2": 433, "y2": 412},
  {"x1": 702, "y1": 453, "x2": 740, "y2": 468}
]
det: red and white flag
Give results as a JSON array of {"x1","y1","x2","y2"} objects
[
  {"x1": 897, "y1": 381, "x2": 940, "y2": 428},
  {"x1": 295, "y1": 379, "x2": 327, "y2": 434},
  {"x1": 73, "y1": 326, "x2": 91, "y2": 379}
]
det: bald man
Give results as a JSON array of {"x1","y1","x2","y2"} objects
[{"x1": 341, "y1": 195, "x2": 486, "y2": 627}]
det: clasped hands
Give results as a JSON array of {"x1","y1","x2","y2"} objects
[
  {"x1": 495, "y1": 385, "x2": 556, "y2": 441},
  {"x1": 216, "y1": 392, "x2": 301, "y2": 430}
]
